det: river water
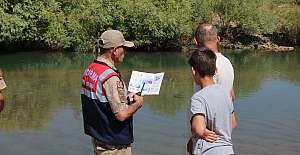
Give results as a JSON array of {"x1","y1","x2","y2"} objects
[{"x1": 0, "y1": 49, "x2": 299, "y2": 155}]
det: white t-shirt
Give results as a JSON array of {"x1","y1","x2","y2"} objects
[
  {"x1": 0, "y1": 71, "x2": 7, "y2": 90},
  {"x1": 193, "y1": 52, "x2": 234, "y2": 93}
]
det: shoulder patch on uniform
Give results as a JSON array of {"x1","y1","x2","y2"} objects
[
  {"x1": 117, "y1": 81, "x2": 124, "y2": 89},
  {"x1": 116, "y1": 81, "x2": 126, "y2": 102}
]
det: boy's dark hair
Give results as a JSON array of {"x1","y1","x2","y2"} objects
[{"x1": 188, "y1": 47, "x2": 216, "y2": 78}]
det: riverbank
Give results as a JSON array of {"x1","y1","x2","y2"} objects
[{"x1": 219, "y1": 34, "x2": 295, "y2": 51}]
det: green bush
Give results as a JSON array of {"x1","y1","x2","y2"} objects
[
  {"x1": 0, "y1": 0, "x2": 298, "y2": 52},
  {"x1": 270, "y1": 1, "x2": 300, "y2": 45},
  {"x1": 0, "y1": 0, "x2": 67, "y2": 50},
  {"x1": 193, "y1": 0, "x2": 276, "y2": 40},
  {"x1": 63, "y1": 0, "x2": 195, "y2": 51}
]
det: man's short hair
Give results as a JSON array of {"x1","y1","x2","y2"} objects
[
  {"x1": 188, "y1": 47, "x2": 216, "y2": 78},
  {"x1": 99, "y1": 47, "x2": 113, "y2": 55},
  {"x1": 194, "y1": 24, "x2": 218, "y2": 43}
]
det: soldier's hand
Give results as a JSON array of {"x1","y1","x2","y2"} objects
[{"x1": 133, "y1": 94, "x2": 143, "y2": 108}]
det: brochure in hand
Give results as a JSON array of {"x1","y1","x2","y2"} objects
[{"x1": 128, "y1": 70, "x2": 164, "y2": 95}]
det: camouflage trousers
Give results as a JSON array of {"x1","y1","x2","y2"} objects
[{"x1": 91, "y1": 138, "x2": 131, "y2": 155}]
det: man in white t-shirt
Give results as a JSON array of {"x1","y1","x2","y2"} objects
[
  {"x1": 193, "y1": 23, "x2": 235, "y2": 100},
  {"x1": 0, "y1": 69, "x2": 7, "y2": 112},
  {"x1": 187, "y1": 23, "x2": 236, "y2": 154}
]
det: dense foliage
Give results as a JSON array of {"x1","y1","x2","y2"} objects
[{"x1": 0, "y1": 0, "x2": 299, "y2": 52}]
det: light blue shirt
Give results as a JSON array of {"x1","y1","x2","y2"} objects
[{"x1": 190, "y1": 84, "x2": 234, "y2": 155}]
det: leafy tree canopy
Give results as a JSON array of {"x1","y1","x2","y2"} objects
[{"x1": 0, "y1": 0, "x2": 299, "y2": 52}]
